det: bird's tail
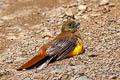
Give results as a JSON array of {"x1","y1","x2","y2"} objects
[
  {"x1": 37, "y1": 56, "x2": 54, "y2": 70},
  {"x1": 17, "y1": 52, "x2": 48, "y2": 71}
]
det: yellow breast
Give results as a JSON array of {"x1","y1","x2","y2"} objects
[{"x1": 66, "y1": 39, "x2": 83, "y2": 57}]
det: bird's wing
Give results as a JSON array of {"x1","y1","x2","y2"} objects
[{"x1": 46, "y1": 36, "x2": 77, "y2": 60}]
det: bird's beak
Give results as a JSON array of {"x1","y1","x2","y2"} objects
[{"x1": 73, "y1": 23, "x2": 80, "y2": 27}]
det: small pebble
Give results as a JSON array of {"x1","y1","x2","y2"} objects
[
  {"x1": 83, "y1": 45, "x2": 88, "y2": 49},
  {"x1": 78, "y1": 5, "x2": 87, "y2": 11},
  {"x1": 109, "y1": 3, "x2": 115, "y2": 7},
  {"x1": 108, "y1": 18, "x2": 116, "y2": 22},
  {"x1": 42, "y1": 32, "x2": 53, "y2": 38},
  {"x1": 99, "y1": 0, "x2": 109, "y2": 6},
  {"x1": 65, "y1": 8, "x2": 74, "y2": 17},
  {"x1": 116, "y1": 29, "x2": 120, "y2": 33},
  {"x1": 109, "y1": 75, "x2": 117, "y2": 79},
  {"x1": 88, "y1": 53, "x2": 98, "y2": 57},
  {"x1": 75, "y1": 76, "x2": 89, "y2": 80},
  {"x1": 69, "y1": 62, "x2": 75, "y2": 66}
]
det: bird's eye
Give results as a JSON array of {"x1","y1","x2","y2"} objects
[{"x1": 69, "y1": 23, "x2": 73, "y2": 27}]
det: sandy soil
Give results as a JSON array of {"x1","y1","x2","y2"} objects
[
  {"x1": 0, "y1": 0, "x2": 120, "y2": 80},
  {"x1": 0, "y1": 0, "x2": 74, "y2": 53}
]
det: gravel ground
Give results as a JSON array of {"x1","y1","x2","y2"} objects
[{"x1": 0, "y1": 0, "x2": 120, "y2": 80}]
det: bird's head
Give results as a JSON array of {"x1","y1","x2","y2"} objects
[{"x1": 61, "y1": 20, "x2": 80, "y2": 33}]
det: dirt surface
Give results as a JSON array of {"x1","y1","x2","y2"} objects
[
  {"x1": 0, "y1": 0, "x2": 73, "y2": 53},
  {"x1": 0, "y1": 0, "x2": 120, "y2": 80}
]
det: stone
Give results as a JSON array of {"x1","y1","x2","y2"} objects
[
  {"x1": 32, "y1": 24, "x2": 41, "y2": 29},
  {"x1": 69, "y1": 3, "x2": 77, "y2": 8},
  {"x1": 42, "y1": 32, "x2": 53, "y2": 38},
  {"x1": 0, "y1": 20, "x2": 4, "y2": 25},
  {"x1": 88, "y1": 52, "x2": 98, "y2": 57},
  {"x1": 69, "y1": 62, "x2": 75, "y2": 66},
  {"x1": 5, "y1": 59, "x2": 14, "y2": 63},
  {"x1": 75, "y1": 76, "x2": 89, "y2": 80},
  {"x1": 99, "y1": 0, "x2": 109, "y2": 6},
  {"x1": 116, "y1": 29, "x2": 120, "y2": 33},
  {"x1": 116, "y1": 33, "x2": 120, "y2": 36},
  {"x1": 83, "y1": 45, "x2": 88, "y2": 49},
  {"x1": 107, "y1": 18, "x2": 116, "y2": 22},
  {"x1": 76, "y1": 0, "x2": 82, "y2": 2},
  {"x1": 59, "y1": 14, "x2": 65, "y2": 18},
  {"x1": 109, "y1": 3, "x2": 115, "y2": 7},
  {"x1": 65, "y1": 8, "x2": 74, "y2": 17},
  {"x1": 109, "y1": 75, "x2": 117, "y2": 79},
  {"x1": 1, "y1": 16, "x2": 10, "y2": 20},
  {"x1": 78, "y1": 5, "x2": 87, "y2": 11}
]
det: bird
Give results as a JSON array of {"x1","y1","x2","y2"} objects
[{"x1": 17, "y1": 20, "x2": 84, "y2": 71}]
